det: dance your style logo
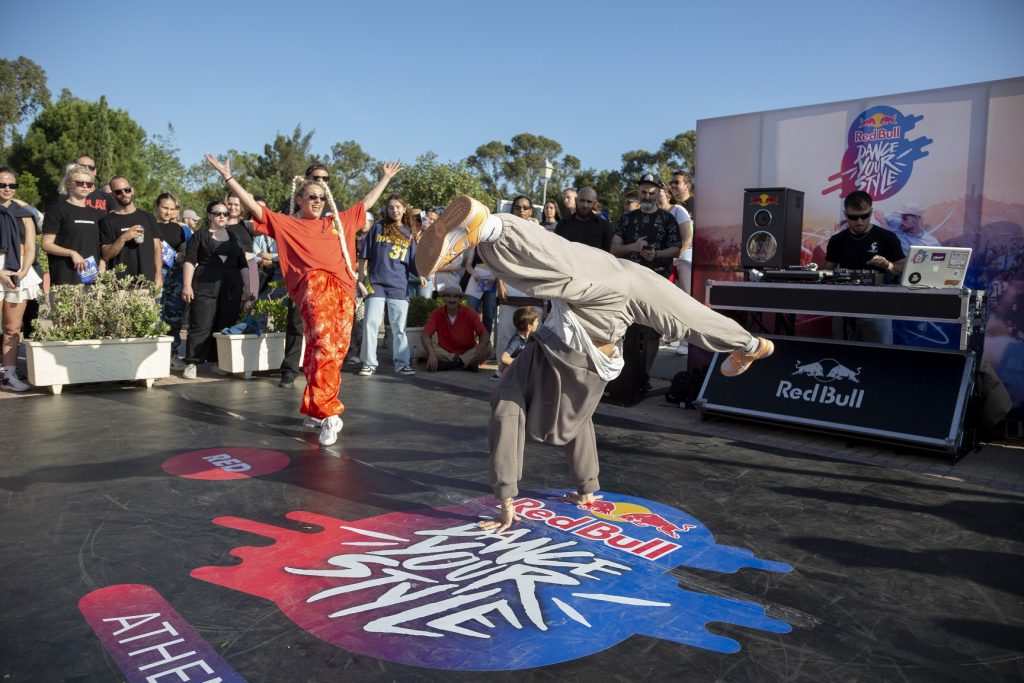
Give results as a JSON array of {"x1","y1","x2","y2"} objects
[
  {"x1": 188, "y1": 492, "x2": 793, "y2": 670},
  {"x1": 823, "y1": 105, "x2": 933, "y2": 201}
]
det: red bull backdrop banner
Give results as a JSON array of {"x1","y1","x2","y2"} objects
[{"x1": 694, "y1": 76, "x2": 1024, "y2": 411}]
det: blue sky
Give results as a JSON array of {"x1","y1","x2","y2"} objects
[{"x1": 7, "y1": 0, "x2": 1023, "y2": 173}]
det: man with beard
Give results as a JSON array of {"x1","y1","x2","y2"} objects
[
  {"x1": 555, "y1": 187, "x2": 613, "y2": 252},
  {"x1": 99, "y1": 175, "x2": 162, "y2": 287}
]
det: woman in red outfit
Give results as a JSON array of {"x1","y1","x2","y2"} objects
[{"x1": 204, "y1": 153, "x2": 400, "y2": 446}]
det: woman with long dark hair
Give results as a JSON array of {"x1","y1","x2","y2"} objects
[
  {"x1": 0, "y1": 167, "x2": 40, "y2": 391},
  {"x1": 540, "y1": 200, "x2": 560, "y2": 230},
  {"x1": 358, "y1": 193, "x2": 417, "y2": 376},
  {"x1": 180, "y1": 200, "x2": 251, "y2": 380}
]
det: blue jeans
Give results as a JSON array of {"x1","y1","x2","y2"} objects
[
  {"x1": 362, "y1": 296, "x2": 410, "y2": 370},
  {"x1": 466, "y1": 290, "x2": 496, "y2": 338},
  {"x1": 407, "y1": 276, "x2": 433, "y2": 299}
]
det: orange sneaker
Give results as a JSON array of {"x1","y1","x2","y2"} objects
[
  {"x1": 415, "y1": 195, "x2": 491, "y2": 276},
  {"x1": 720, "y1": 337, "x2": 774, "y2": 377}
]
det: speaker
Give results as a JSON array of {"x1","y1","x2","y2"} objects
[
  {"x1": 602, "y1": 325, "x2": 646, "y2": 407},
  {"x1": 741, "y1": 188, "x2": 804, "y2": 269}
]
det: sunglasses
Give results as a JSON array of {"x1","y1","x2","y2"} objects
[
  {"x1": 844, "y1": 211, "x2": 871, "y2": 221},
  {"x1": 306, "y1": 193, "x2": 327, "y2": 202},
  {"x1": 310, "y1": 176, "x2": 330, "y2": 182},
  {"x1": 0, "y1": 183, "x2": 18, "y2": 190},
  {"x1": 514, "y1": 205, "x2": 532, "y2": 211},
  {"x1": 112, "y1": 187, "x2": 133, "y2": 195},
  {"x1": 209, "y1": 210, "x2": 230, "y2": 217},
  {"x1": 73, "y1": 180, "x2": 96, "y2": 188},
  {"x1": 80, "y1": 164, "x2": 96, "y2": 171}
]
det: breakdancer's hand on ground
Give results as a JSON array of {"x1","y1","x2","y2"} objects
[{"x1": 479, "y1": 498, "x2": 521, "y2": 533}]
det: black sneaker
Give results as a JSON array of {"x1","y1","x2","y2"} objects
[{"x1": 278, "y1": 373, "x2": 298, "y2": 387}]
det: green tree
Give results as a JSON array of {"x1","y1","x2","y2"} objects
[
  {"x1": 392, "y1": 152, "x2": 486, "y2": 211},
  {"x1": 660, "y1": 131, "x2": 696, "y2": 178},
  {"x1": 8, "y1": 91, "x2": 150, "y2": 206},
  {"x1": 327, "y1": 140, "x2": 377, "y2": 208},
  {"x1": 465, "y1": 133, "x2": 579, "y2": 203},
  {"x1": 139, "y1": 123, "x2": 187, "y2": 210},
  {"x1": 0, "y1": 57, "x2": 50, "y2": 153}
]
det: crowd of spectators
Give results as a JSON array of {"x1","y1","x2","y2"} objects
[{"x1": 0, "y1": 155, "x2": 699, "y2": 393}]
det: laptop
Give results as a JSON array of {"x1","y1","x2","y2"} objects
[{"x1": 900, "y1": 246, "x2": 972, "y2": 289}]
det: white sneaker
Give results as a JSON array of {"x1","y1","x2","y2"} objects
[
  {"x1": 675, "y1": 343, "x2": 688, "y2": 355},
  {"x1": 319, "y1": 415, "x2": 343, "y2": 446},
  {"x1": 302, "y1": 416, "x2": 323, "y2": 429},
  {"x1": 1, "y1": 370, "x2": 30, "y2": 392},
  {"x1": 183, "y1": 363, "x2": 197, "y2": 380},
  {"x1": 358, "y1": 366, "x2": 375, "y2": 376}
]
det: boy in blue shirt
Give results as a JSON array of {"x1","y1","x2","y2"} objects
[{"x1": 499, "y1": 306, "x2": 540, "y2": 375}]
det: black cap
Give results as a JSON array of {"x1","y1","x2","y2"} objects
[{"x1": 637, "y1": 172, "x2": 663, "y2": 188}]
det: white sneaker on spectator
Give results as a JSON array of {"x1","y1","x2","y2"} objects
[
  {"x1": 675, "y1": 343, "x2": 688, "y2": 356},
  {"x1": 183, "y1": 364, "x2": 197, "y2": 380},
  {"x1": 358, "y1": 366, "x2": 375, "y2": 376},
  {"x1": 396, "y1": 366, "x2": 416, "y2": 376},
  {"x1": 319, "y1": 415, "x2": 343, "y2": 446},
  {"x1": 303, "y1": 416, "x2": 323, "y2": 429},
  {"x1": 1, "y1": 369, "x2": 30, "y2": 392}
]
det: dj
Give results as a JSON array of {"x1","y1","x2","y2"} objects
[{"x1": 823, "y1": 190, "x2": 906, "y2": 344}]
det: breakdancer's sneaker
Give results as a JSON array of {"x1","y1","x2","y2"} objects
[
  {"x1": 319, "y1": 415, "x2": 343, "y2": 446},
  {"x1": 720, "y1": 337, "x2": 774, "y2": 377},
  {"x1": 415, "y1": 195, "x2": 490, "y2": 276}
]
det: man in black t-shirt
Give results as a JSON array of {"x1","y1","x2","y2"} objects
[
  {"x1": 611, "y1": 173, "x2": 681, "y2": 277},
  {"x1": 99, "y1": 175, "x2": 162, "y2": 285},
  {"x1": 824, "y1": 190, "x2": 906, "y2": 343},
  {"x1": 74, "y1": 155, "x2": 116, "y2": 212},
  {"x1": 611, "y1": 173, "x2": 682, "y2": 390},
  {"x1": 554, "y1": 187, "x2": 614, "y2": 252}
]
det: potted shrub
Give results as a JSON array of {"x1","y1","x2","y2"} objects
[
  {"x1": 214, "y1": 287, "x2": 302, "y2": 379},
  {"x1": 26, "y1": 266, "x2": 172, "y2": 394},
  {"x1": 405, "y1": 295, "x2": 444, "y2": 360}
]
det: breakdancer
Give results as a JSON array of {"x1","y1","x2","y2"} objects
[
  {"x1": 415, "y1": 196, "x2": 773, "y2": 532},
  {"x1": 205, "y1": 154, "x2": 401, "y2": 446}
]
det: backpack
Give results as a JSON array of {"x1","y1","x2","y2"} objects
[{"x1": 665, "y1": 367, "x2": 708, "y2": 409}]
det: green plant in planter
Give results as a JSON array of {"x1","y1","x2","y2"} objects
[
  {"x1": 247, "y1": 289, "x2": 290, "y2": 332},
  {"x1": 32, "y1": 265, "x2": 168, "y2": 341},
  {"x1": 406, "y1": 295, "x2": 444, "y2": 328}
]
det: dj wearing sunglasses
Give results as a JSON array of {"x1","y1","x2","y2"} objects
[{"x1": 822, "y1": 190, "x2": 907, "y2": 343}]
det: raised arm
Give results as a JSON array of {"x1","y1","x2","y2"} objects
[
  {"x1": 204, "y1": 154, "x2": 264, "y2": 223},
  {"x1": 360, "y1": 161, "x2": 403, "y2": 209}
]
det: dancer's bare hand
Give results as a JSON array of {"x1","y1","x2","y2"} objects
[
  {"x1": 381, "y1": 161, "x2": 403, "y2": 179},
  {"x1": 204, "y1": 153, "x2": 231, "y2": 179},
  {"x1": 478, "y1": 499, "x2": 520, "y2": 533}
]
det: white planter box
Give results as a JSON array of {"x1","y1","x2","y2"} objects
[
  {"x1": 26, "y1": 336, "x2": 173, "y2": 395},
  {"x1": 214, "y1": 333, "x2": 301, "y2": 379},
  {"x1": 406, "y1": 327, "x2": 424, "y2": 361}
]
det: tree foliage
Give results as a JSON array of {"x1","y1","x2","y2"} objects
[
  {"x1": 5, "y1": 86, "x2": 699, "y2": 224},
  {"x1": 9, "y1": 92, "x2": 150, "y2": 207},
  {"x1": 466, "y1": 133, "x2": 580, "y2": 205},
  {"x1": 392, "y1": 152, "x2": 486, "y2": 211},
  {"x1": 0, "y1": 57, "x2": 50, "y2": 152}
]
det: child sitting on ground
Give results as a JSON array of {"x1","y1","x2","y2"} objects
[{"x1": 499, "y1": 306, "x2": 540, "y2": 374}]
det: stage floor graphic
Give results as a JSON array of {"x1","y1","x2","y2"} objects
[{"x1": 2, "y1": 373, "x2": 1022, "y2": 682}]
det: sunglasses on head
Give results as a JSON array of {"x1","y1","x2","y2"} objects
[
  {"x1": 844, "y1": 210, "x2": 871, "y2": 221},
  {"x1": 306, "y1": 193, "x2": 327, "y2": 202},
  {"x1": 112, "y1": 187, "x2": 133, "y2": 195},
  {"x1": 209, "y1": 210, "x2": 230, "y2": 217},
  {"x1": 73, "y1": 180, "x2": 96, "y2": 188},
  {"x1": 0, "y1": 183, "x2": 18, "y2": 190}
]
